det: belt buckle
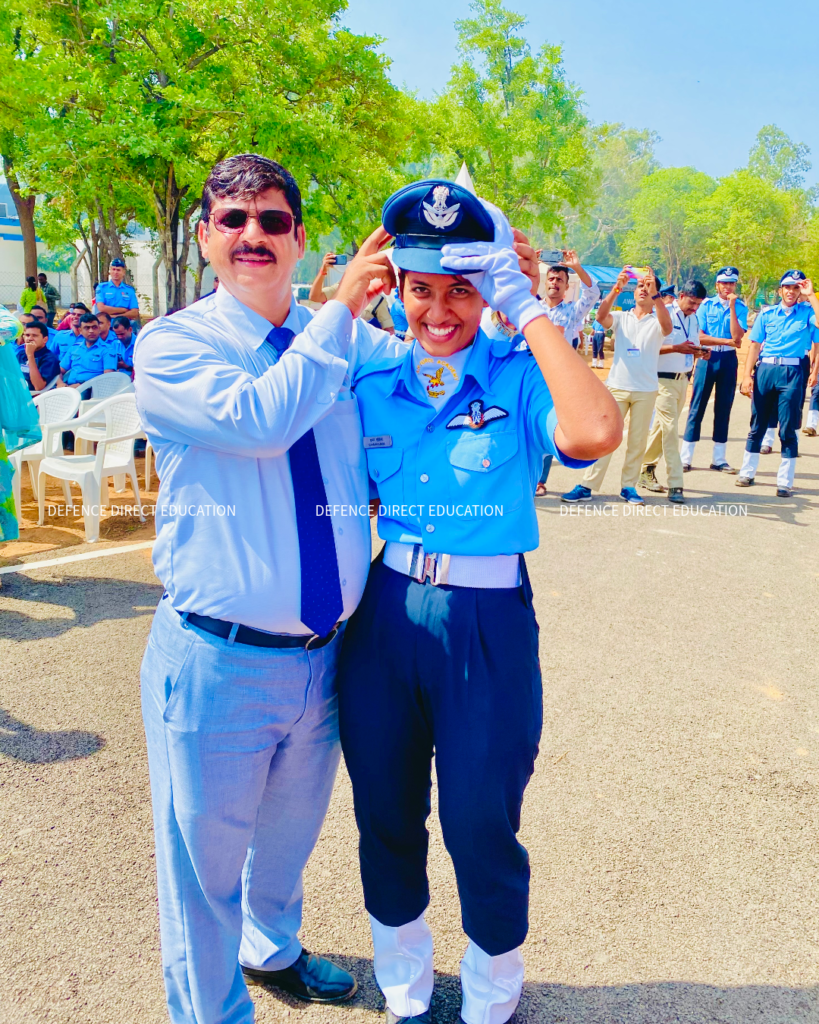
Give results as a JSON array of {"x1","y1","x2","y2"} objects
[
  {"x1": 305, "y1": 625, "x2": 338, "y2": 651},
  {"x1": 422, "y1": 553, "x2": 438, "y2": 584}
]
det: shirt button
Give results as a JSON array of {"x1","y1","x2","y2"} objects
[
  {"x1": 342, "y1": 578, "x2": 347, "y2": 586},
  {"x1": 373, "y1": 469, "x2": 380, "y2": 478},
  {"x1": 425, "y1": 524, "x2": 435, "y2": 533},
  {"x1": 337, "y1": 528, "x2": 343, "y2": 535},
  {"x1": 426, "y1": 424, "x2": 434, "y2": 432},
  {"x1": 482, "y1": 459, "x2": 491, "y2": 468},
  {"x1": 420, "y1": 473, "x2": 429, "y2": 483}
]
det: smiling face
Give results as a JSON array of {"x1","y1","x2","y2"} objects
[
  {"x1": 68, "y1": 308, "x2": 83, "y2": 330},
  {"x1": 780, "y1": 283, "x2": 801, "y2": 307},
  {"x1": 401, "y1": 272, "x2": 486, "y2": 356},
  {"x1": 197, "y1": 187, "x2": 305, "y2": 314}
]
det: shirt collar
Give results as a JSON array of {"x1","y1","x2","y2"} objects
[{"x1": 215, "y1": 288, "x2": 301, "y2": 350}]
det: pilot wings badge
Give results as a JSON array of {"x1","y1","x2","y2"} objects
[
  {"x1": 423, "y1": 185, "x2": 461, "y2": 230},
  {"x1": 446, "y1": 399, "x2": 509, "y2": 430}
]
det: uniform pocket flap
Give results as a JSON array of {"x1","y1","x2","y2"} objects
[
  {"x1": 366, "y1": 445, "x2": 403, "y2": 482},
  {"x1": 446, "y1": 430, "x2": 519, "y2": 473}
]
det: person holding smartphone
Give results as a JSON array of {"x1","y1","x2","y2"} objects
[{"x1": 310, "y1": 251, "x2": 395, "y2": 333}]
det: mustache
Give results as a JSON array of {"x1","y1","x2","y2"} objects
[{"x1": 231, "y1": 244, "x2": 276, "y2": 262}]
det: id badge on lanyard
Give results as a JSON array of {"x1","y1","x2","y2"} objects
[{"x1": 676, "y1": 311, "x2": 694, "y2": 370}]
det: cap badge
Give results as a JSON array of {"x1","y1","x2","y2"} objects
[{"x1": 423, "y1": 185, "x2": 460, "y2": 231}]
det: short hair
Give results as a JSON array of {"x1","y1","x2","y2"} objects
[
  {"x1": 38, "y1": 271, "x2": 47, "y2": 278},
  {"x1": 31, "y1": 304, "x2": 47, "y2": 315},
  {"x1": 112, "y1": 315, "x2": 132, "y2": 330},
  {"x1": 19, "y1": 312, "x2": 34, "y2": 322},
  {"x1": 79, "y1": 313, "x2": 99, "y2": 325},
  {"x1": 201, "y1": 154, "x2": 302, "y2": 235},
  {"x1": 24, "y1": 321, "x2": 49, "y2": 338},
  {"x1": 547, "y1": 264, "x2": 570, "y2": 282},
  {"x1": 680, "y1": 279, "x2": 707, "y2": 300},
  {"x1": 97, "y1": 311, "x2": 111, "y2": 323},
  {"x1": 71, "y1": 302, "x2": 90, "y2": 313}
]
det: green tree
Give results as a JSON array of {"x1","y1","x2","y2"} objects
[
  {"x1": 622, "y1": 167, "x2": 716, "y2": 284},
  {"x1": 566, "y1": 123, "x2": 659, "y2": 265},
  {"x1": 432, "y1": 0, "x2": 595, "y2": 234},
  {"x1": 748, "y1": 125, "x2": 811, "y2": 191},
  {"x1": 703, "y1": 170, "x2": 806, "y2": 304}
]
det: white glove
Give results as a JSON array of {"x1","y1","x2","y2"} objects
[{"x1": 440, "y1": 199, "x2": 544, "y2": 332}]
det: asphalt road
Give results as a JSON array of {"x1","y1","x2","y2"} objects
[{"x1": 1, "y1": 393, "x2": 818, "y2": 1024}]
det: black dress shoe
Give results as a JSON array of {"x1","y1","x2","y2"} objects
[
  {"x1": 385, "y1": 1008, "x2": 431, "y2": 1023},
  {"x1": 242, "y1": 949, "x2": 357, "y2": 1003}
]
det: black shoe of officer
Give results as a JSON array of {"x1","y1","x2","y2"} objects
[
  {"x1": 385, "y1": 1008, "x2": 431, "y2": 1023},
  {"x1": 242, "y1": 950, "x2": 357, "y2": 1003}
]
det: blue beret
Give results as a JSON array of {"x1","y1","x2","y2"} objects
[{"x1": 382, "y1": 179, "x2": 495, "y2": 274}]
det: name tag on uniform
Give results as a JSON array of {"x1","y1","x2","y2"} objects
[
  {"x1": 626, "y1": 347, "x2": 640, "y2": 358},
  {"x1": 363, "y1": 435, "x2": 393, "y2": 449}
]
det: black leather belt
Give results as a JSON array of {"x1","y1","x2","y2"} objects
[
  {"x1": 182, "y1": 610, "x2": 339, "y2": 650},
  {"x1": 658, "y1": 371, "x2": 691, "y2": 380}
]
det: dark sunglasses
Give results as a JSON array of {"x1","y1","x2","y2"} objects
[{"x1": 210, "y1": 208, "x2": 294, "y2": 236}]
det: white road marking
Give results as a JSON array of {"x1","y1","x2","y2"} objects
[{"x1": 0, "y1": 541, "x2": 154, "y2": 576}]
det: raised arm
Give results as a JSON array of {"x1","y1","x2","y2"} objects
[
  {"x1": 645, "y1": 269, "x2": 672, "y2": 336},
  {"x1": 308, "y1": 253, "x2": 337, "y2": 304},
  {"x1": 596, "y1": 269, "x2": 629, "y2": 329}
]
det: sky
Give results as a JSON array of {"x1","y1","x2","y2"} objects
[{"x1": 341, "y1": 0, "x2": 819, "y2": 187}]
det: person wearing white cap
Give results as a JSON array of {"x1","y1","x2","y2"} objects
[
  {"x1": 680, "y1": 266, "x2": 747, "y2": 473},
  {"x1": 736, "y1": 271, "x2": 819, "y2": 497}
]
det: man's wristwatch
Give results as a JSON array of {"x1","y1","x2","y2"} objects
[{"x1": 651, "y1": 292, "x2": 661, "y2": 300}]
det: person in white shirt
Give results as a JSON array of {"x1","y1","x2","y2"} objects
[
  {"x1": 562, "y1": 267, "x2": 672, "y2": 505},
  {"x1": 135, "y1": 153, "x2": 402, "y2": 1024},
  {"x1": 639, "y1": 280, "x2": 709, "y2": 503}
]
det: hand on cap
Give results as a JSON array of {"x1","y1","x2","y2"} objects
[
  {"x1": 334, "y1": 227, "x2": 396, "y2": 319},
  {"x1": 512, "y1": 228, "x2": 540, "y2": 296},
  {"x1": 799, "y1": 277, "x2": 815, "y2": 297}
]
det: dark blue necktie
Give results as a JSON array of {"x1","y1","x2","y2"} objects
[{"x1": 266, "y1": 326, "x2": 343, "y2": 637}]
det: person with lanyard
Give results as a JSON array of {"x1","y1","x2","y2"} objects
[
  {"x1": 562, "y1": 266, "x2": 672, "y2": 506},
  {"x1": 94, "y1": 257, "x2": 140, "y2": 321},
  {"x1": 736, "y1": 270, "x2": 819, "y2": 497},
  {"x1": 37, "y1": 272, "x2": 61, "y2": 326},
  {"x1": 57, "y1": 313, "x2": 119, "y2": 386},
  {"x1": 134, "y1": 153, "x2": 415, "y2": 1024},
  {"x1": 639, "y1": 280, "x2": 708, "y2": 502},
  {"x1": 15, "y1": 321, "x2": 60, "y2": 391},
  {"x1": 680, "y1": 266, "x2": 747, "y2": 473},
  {"x1": 336, "y1": 180, "x2": 622, "y2": 1024}
]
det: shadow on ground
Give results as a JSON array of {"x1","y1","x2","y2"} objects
[
  {"x1": 0, "y1": 573, "x2": 163, "y2": 642},
  {"x1": 249, "y1": 954, "x2": 819, "y2": 1023},
  {"x1": 0, "y1": 707, "x2": 105, "y2": 763}
]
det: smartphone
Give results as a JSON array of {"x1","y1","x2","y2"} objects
[
  {"x1": 539, "y1": 249, "x2": 564, "y2": 265},
  {"x1": 334, "y1": 254, "x2": 349, "y2": 266}
]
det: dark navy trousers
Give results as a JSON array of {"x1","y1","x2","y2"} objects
[
  {"x1": 767, "y1": 355, "x2": 811, "y2": 429},
  {"x1": 337, "y1": 555, "x2": 542, "y2": 957},
  {"x1": 746, "y1": 363, "x2": 803, "y2": 459},
  {"x1": 683, "y1": 349, "x2": 738, "y2": 444}
]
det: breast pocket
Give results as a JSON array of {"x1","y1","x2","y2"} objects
[
  {"x1": 366, "y1": 446, "x2": 404, "y2": 503},
  {"x1": 446, "y1": 429, "x2": 523, "y2": 512}
]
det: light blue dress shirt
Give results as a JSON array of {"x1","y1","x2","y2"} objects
[
  {"x1": 53, "y1": 328, "x2": 82, "y2": 363},
  {"x1": 350, "y1": 329, "x2": 592, "y2": 556},
  {"x1": 134, "y1": 287, "x2": 407, "y2": 633},
  {"x1": 95, "y1": 280, "x2": 139, "y2": 313},
  {"x1": 540, "y1": 279, "x2": 600, "y2": 342},
  {"x1": 60, "y1": 338, "x2": 119, "y2": 383},
  {"x1": 749, "y1": 301, "x2": 819, "y2": 359},
  {"x1": 697, "y1": 295, "x2": 748, "y2": 338}
]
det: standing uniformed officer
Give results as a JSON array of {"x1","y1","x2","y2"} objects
[
  {"x1": 737, "y1": 271, "x2": 819, "y2": 496},
  {"x1": 680, "y1": 266, "x2": 748, "y2": 473},
  {"x1": 95, "y1": 257, "x2": 140, "y2": 321},
  {"x1": 337, "y1": 181, "x2": 622, "y2": 1024}
]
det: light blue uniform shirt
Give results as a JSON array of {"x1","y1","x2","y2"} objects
[
  {"x1": 53, "y1": 327, "x2": 82, "y2": 363},
  {"x1": 134, "y1": 288, "x2": 407, "y2": 633},
  {"x1": 95, "y1": 280, "x2": 139, "y2": 314},
  {"x1": 697, "y1": 295, "x2": 748, "y2": 338},
  {"x1": 60, "y1": 338, "x2": 119, "y2": 384},
  {"x1": 749, "y1": 301, "x2": 819, "y2": 359},
  {"x1": 351, "y1": 329, "x2": 592, "y2": 556}
]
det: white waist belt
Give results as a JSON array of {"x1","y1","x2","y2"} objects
[
  {"x1": 710, "y1": 344, "x2": 736, "y2": 352},
  {"x1": 383, "y1": 541, "x2": 521, "y2": 588},
  {"x1": 760, "y1": 356, "x2": 802, "y2": 366}
]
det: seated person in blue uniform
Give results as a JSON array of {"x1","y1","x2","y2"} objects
[
  {"x1": 95, "y1": 257, "x2": 140, "y2": 321},
  {"x1": 53, "y1": 302, "x2": 89, "y2": 362},
  {"x1": 737, "y1": 270, "x2": 819, "y2": 497},
  {"x1": 112, "y1": 315, "x2": 136, "y2": 372},
  {"x1": 336, "y1": 180, "x2": 622, "y2": 1024},
  {"x1": 15, "y1": 321, "x2": 60, "y2": 391},
  {"x1": 96, "y1": 310, "x2": 117, "y2": 345},
  {"x1": 58, "y1": 313, "x2": 119, "y2": 387}
]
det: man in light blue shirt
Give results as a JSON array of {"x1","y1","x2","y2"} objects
[
  {"x1": 680, "y1": 266, "x2": 748, "y2": 472},
  {"x1": 94, "y1": 257, "x2": 140, "y2": 319},
  {"x1": 58, "y1": 313, "x2": 119, "y2": 385},
  {"x1": 135, "y1": 154, "x2": 403, "y2": 1024},
  {"x1": 52, "y1": 302, "x2": 89, "y2": 361},
  {"x1": 736, "y1": 270, "x2": 819, "y2": 496}
]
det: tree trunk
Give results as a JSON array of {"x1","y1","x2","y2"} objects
[
  {"x1": 178, "y1": 198, "x2": 200, "y2": 310},
  {"x1": 153, "y1": 163, "x2": 189, "y2": 313},
  {"x1": 193, "y1": 237, "x2": 208, "y2": 303},
  {"x1": 2, "y1": 155, "x2": 38, "y2": 280}
]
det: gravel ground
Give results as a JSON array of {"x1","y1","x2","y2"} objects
[{"x1": 1, "y1": 394, "x2": 818, "y2": 1024}]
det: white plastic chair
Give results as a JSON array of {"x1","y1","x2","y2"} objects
[
  {"x1": 74, "y1": 372, "x2": 134, "y2": 455},
  {"x1": 37, "y1": 393, "x2": 146, "y2": 542},
  {"x1": 10, "y1": 388, "x2": 82, "y2": 522}
]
